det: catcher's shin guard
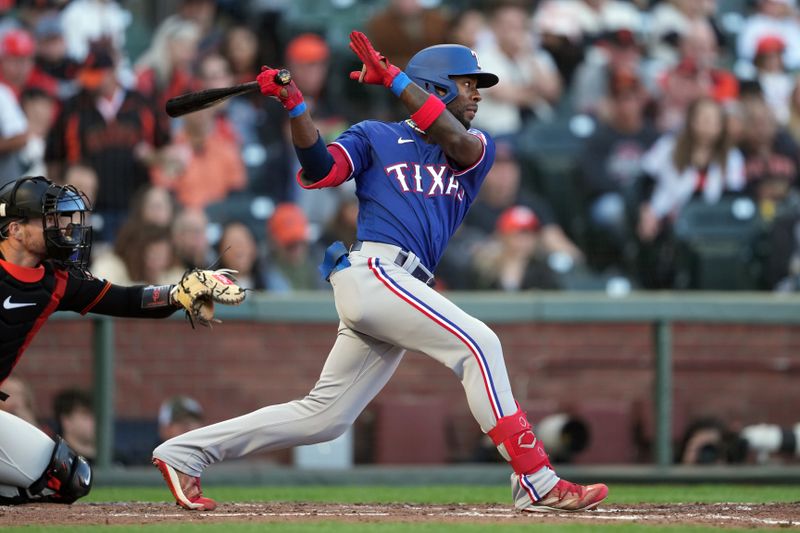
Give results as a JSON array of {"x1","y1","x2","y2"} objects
[
  {"x1": 1, "y1": 436, "x2": 92, "y2": 505},
  {"x1": 488, "y1": 407, "x2": 551, "y2": 477}
]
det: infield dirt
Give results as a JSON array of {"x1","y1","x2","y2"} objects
[{"x1": 1, "y1": 502, "x2": 798, "y2": 528}]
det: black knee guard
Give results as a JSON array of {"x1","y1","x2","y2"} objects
[{"x1": 25, "y1": 436, "x2": 93, "y2": 504}]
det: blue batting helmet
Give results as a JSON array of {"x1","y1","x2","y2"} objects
[{"x1": 405, "y1": 44, "x2": 499, "y2": 104}]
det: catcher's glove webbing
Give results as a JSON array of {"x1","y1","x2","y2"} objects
[{"x1": 170, "y1": 268, "x2": 246, "y2": 328}]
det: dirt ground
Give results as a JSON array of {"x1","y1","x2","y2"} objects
[{"x1": 1, "y1": 502, "x2": 799, "y2": 528}]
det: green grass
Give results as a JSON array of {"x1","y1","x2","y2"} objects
[
  {"x1": 3, "y1": 485, "x2": 795, "y2": 533},
  {"x1": 82, "y1": 483, "x2": 797, "y2": 505}
]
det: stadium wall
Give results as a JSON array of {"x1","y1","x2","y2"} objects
[{"x1": 16, "y1": 308, "x2": 800, "y2": 465}]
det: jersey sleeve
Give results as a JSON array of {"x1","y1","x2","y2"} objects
[
  {"x1": 328, "y1": 121, "x2": 374, "y2": 179},
  {"x1": 451, "y1": 129, "x2": 495, "y2": 200},
  {"x1": 58, "y1": 271, "x2": 176, "y2": 318}
]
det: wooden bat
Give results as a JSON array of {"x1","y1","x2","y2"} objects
[{"x1": 165, "y1": 69, "x2": 292, "y2": 118}]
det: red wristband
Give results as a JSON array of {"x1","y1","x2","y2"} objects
[{"x1": 411, "y1": 94, "x2": 445, "y2": 131}]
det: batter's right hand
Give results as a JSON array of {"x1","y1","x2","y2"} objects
[
  {"x1": 257, "y1": 66, "x2": 304, "y2": 112},
  {"x1": 348, "y1": 31, "x2": 401, "y2": 88}
]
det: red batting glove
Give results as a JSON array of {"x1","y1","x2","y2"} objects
[
  {"x1": 257, "y1": 66, "x2": 304, "y2": 112},
  {"x1": 348, "y1": 31, "x2": 401, "y2": 88}
]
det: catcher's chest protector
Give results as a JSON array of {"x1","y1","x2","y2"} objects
[{"x1": 0, "y1": 261, "x2": 65, "y2": 382}]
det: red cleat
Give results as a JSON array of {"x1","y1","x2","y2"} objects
[
  {"x1": 152, "y1": 458, "x2": 217, "y2": 511},
  {"x1": 524, "y1": 478, "x2": 609, "y2": 512}
]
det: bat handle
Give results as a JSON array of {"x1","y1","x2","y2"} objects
[{"x1": 275, "y1": 69, "x2": 291, "y2": 86}]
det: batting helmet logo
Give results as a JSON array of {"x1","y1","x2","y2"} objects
[{"x1": 406, "y1": 44, "x2": 499, "y2": 104}]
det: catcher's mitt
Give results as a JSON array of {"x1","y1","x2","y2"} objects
[{"x1": 170, "y1": 268, "x2": 246, "y2": 328}]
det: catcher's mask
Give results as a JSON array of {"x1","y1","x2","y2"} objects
[{"x1": 0, "y1": 176, "x2": 93, "y2": 268}]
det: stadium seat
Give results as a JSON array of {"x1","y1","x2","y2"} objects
[
  {"x1": 672, "y1": 197, "x2": 762, "y2": 290},
  {"x1": 114, "y1": 419, "x2": 159, "y2": 466},
  {"x1": 204, "y1": 193, "x2": 273, "y2": 245},
  {"x1": 516, "y1": 117, "x2": 588, "y2": 240}
]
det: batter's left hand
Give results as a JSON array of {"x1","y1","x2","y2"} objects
[{"x1": 348, "y1": 31, "x2": 401, "y2": 88}]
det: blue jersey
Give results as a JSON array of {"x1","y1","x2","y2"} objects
[{"x1": 333, "y1": 120, "x2": 495, "y2": 271}]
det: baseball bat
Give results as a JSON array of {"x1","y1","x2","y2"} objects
[{"x1": 165, "y1": 69, "x2": 292, "y2": 118}]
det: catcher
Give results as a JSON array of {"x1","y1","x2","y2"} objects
[{"x1": 0, "y1": 176, "x2": 245, "y2": 505}]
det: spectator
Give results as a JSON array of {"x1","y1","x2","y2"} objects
[
  {"x1": 533, "y1": 1, "x2": 586, "y2": 87},
  {"x1": 216, "y1": 221, "x2": 264, "y2": 290},
  {"x1": 753, "y1": 36, "x2": 794, "y2": 125},
  {"x1": 472, "y1": 1, "x2": 562, "y2": 137},
  {"x1": 366, "y1": 0, "x2": 449, "y2": 70},
  {"x1": 45, "y1": 45, "x2": 168, "y2": 242},
  {"x1": 195, "y1": 52, "x2": 273, "y2": 196},
  {"x1": 654, "y1": 57, "x2": 707, "y2": 132},
  {"x1": 60, "y1": 0, "x2": 130, "y2": 62},
  {"x1": 152, "y1": 105, "x2": 246, "y2": 209},
  {"x1": 447, "y1": 8, "x2": 488, "y2": 50},
  {"x1": 637, "y1": 97, "x2": 745, "y2": 286},
  {"x1": 0, "y1": 376, "x2": 38, "y2": 427},
  {"x1": 647, "y1": 0, "x2": 716, "y2": 66},
  {"x1": 677, "y1": 418, "x2": 746, "y2": 465},
  {"x1": 471, "y1": 205, "x2": 562, "y2": 291},
  {"x1": 172, "y1": 207, "x2": 211, "y2": 270},
  {"x1": 158, "y1": 395, "x2": 204, "y2": 443},
  {"x1": 264, "y1": 202, "x2": 326, "y2": 292},
  {"x1": 737, "y1": 0, "x2": 800, "y2": 72},
  {"x1": 220, "y1": 25, "x2": 260, "y2": 86},
  {"x1": 194, "y1": 53, "x2": 238, "y2": 142},
  {"x1": 320, "y1": 196, "x2": 359, "y2": 249},
  {"x1": 63, "y1": 163, "x2": 99, "y2": 207},
  {"x1": 655, "y1": 19, "x2": 738, "y2": 112},
  {"x1": 579, "y1": 67, "x2": 659, "y2": 270},
  {"x1": 52, "y1": 388, "x2": 95, "y2": 463},
  {"x1": 19, "y1": 87, "x2": 55, "y2": 176},
  {"x1": 572, "y1": 27, "x2": 644, "y2": 119},
  {"x1": 562, "y1": 0, "x2": 642, "y2": 41},
  {"x1": 128, "y1": 184, "x2": 176, "y2": 230},
  {"x1": 91, "y1": 222, "x2": 178, "y2": 285},
  {"x1": 738, "y1": 94, "x2": 799, "y2": 223},
  {"x1": 466, "y1": 142, "x2": 584, "y2": 263},
  {"x1": 32, "y1": 12, "x2": 81, "y2": 99},
  {"x1": 766, "y1": 200, "x2": 800, "y2": 290},
  {"x1": 1, "y1": 26, "x2": 59, "y2": 100},
  {"x1": 788, "y1": 75, "x2": 800, "y2": 146},
  {"x1": 0, "y1": 31, "x2": 32, "y2": 184},
  {"x1": 135, "y1": 17, "x2": 200, "y2": 134},
  {"x1": 173, "y1": 0, "x2": 221, "y2": 57}
]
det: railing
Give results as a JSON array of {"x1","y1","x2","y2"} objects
[{"x1": 80, "y1": 291, "x2": 800, "y2": 472}]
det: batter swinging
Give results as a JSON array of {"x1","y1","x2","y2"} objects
[{"x1": 153, "y1": 31, "x2": 608, "y2": 513}]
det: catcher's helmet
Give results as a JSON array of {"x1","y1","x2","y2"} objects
[
  {"x1": 0, "y1": 176, "x2": 93, "y2": 268},
  {"x1": 405, "y1": 44, "x2": 499, "y2": 104}
]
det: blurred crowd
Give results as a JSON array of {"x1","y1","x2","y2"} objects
[
  {"x1": 2, "y1": 0, "x2": 800, "y2": 292},
  {"x1": 0, "y1": 375, "x2": 206, "y2": 465}
]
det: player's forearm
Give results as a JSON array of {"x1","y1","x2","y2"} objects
[
  {"x1": 88, "y1": 284, "x2": 178, "y2": 318},
  {"x1": 398, "y1": 83, "x2": 481, "y2": 167},
  {"x1": 290, "y1": 112, "x2": 321, "y2": 149}
]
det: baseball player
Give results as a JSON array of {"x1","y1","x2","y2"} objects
[
  {"x1": 0, "y1": 175, "x2": 245, "y2": 505},
  {"x1": 152, "y1": 32, "x2": 608, "y2": 513}
]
